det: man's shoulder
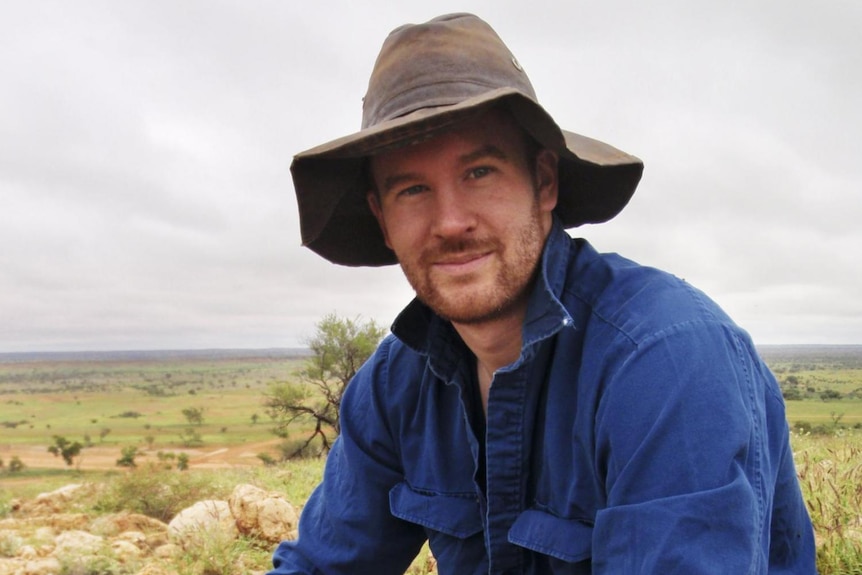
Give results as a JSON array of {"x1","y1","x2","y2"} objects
[
  {"x1": 564, "y1": 239, "x2": 736, "y2": 345},
  {"x1": 352, "y1": 334, "x2": 427, "y2": 393}
]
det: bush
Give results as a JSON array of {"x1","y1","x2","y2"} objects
[
  {"x1": 7, "y1": 456, "x2": 25, "y2": 473},
  {"x1": 116, "y1": 446, "x2": 139, "y2": 468},
  {"x1": 173, "y1": 534, "x2": 268, "y2": 575},
  {"x1": 94, "y1": 465, "x2": 228, "y2": 522}
]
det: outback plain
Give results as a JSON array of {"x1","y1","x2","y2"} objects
[{"x1": 1, "y1": 345, "x2": 861, "y2": 574}]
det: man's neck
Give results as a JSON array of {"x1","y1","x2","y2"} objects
[{"x1": 452, "y1": 307, "x2": 526, "y2": 415}]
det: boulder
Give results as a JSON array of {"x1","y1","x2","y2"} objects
[
  {"x1": 167, "y1": 500, "x2": 238, "y2": 550},
  {"x1": 52, "y1": 529, "x2": 104, "y2": 557},
  {"x1": 228, "y1": 483, "x2": 298, "y2": 543},
  {"x1": 1, "y1": 557, "x2": 61, "y2": 575},
  {"x1": 90, "y1": 513, "x2": 168, "y2": 537},
  {"x1": 25, "y1": 484, "x2": 86, "y2": 515}
]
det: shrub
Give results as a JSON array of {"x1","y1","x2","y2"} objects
[
  {"x1": 116, "y1": 446, "x2": 139, "y2": 468},
  {"x1": 172, "y1": 533, "x2": 269, "y2": 575},
  {"x1": 7, "y1": 456, "x2": 25, "y2": 473},
  {"x1": 177, "y1": 453, "x2": 190, "y2": 471},
  {"x1": 179, "y1": 427, "x2": 203, "y2": 447},
  {"x1": 94, "y1": 465, "x2": 228, "y2": 522},
  {"x1": 257, "y1": 453, "x2": 277, "y2": 467},
  {"x1": 795, "y1": 437, "x2": 862, "y2": 574},
  {"x1": 57, "y1": 549, "x2": 136, "y2": 575}
]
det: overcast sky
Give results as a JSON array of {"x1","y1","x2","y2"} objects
[{"x1": 1, "y1": 0, "x2": 859, "y2": 352}]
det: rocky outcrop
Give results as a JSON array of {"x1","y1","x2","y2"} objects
[{"x1": 0, "y1": 483, "x2": 297, "y2": 575}]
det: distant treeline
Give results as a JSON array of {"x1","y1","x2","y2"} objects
[
  {"x1": 757, "y1": 345, "x2": 862, "y2": 368},
  {"x1": 0, "y1": 348, "x2": 312, "y2": 364}
]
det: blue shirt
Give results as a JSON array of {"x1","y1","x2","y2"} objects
[{"x1": 270, "y1": 223, "x2": 816, "y2": 574}]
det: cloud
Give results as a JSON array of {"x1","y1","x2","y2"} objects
[{"x1": 0, "y1": 0, "x2": 859, "y2": 351}]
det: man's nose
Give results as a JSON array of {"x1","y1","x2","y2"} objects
[{"x1": 430, "y1": 186, "x2": 477, "y2": 237}]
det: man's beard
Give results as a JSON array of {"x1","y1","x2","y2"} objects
[{"x1": 398, "y1": 202, "x2": 546, "y2": 326}]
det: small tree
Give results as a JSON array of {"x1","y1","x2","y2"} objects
[
  {"x1": 8, "y1": 456, "x2": 25, "y2": 473},
  {"x1": 116, "y1": 446, "x2": 139, "y2": 468},
  {"x1": 177, "y1": 453, "x2": 190, "y2": 471},
  {"x1": 179, "y1": 427, "x2": 203, "y2": 447},
  {"x1": 48, "y1": 435, "x2": 83, "y2": 466},
  {"x1": 181, "y1": 407, "x2": 205, "y2": 426},
  {"x1": 265, "y1": 313, "x2": 385, "y2": 459}
]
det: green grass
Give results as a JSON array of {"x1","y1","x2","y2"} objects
[
  {"x1": 3, "y1": 347, "x2": 862, "y2": 574},
  {"x1": 0, "y1": 356, "x2": 306, "y2": 450}
]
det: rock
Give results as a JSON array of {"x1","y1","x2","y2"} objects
[
  {"x1": 110, "y1": 538, "x2": 143, "y2": 559},
  {"x1": 12, "y1": 557, "x2": 61, "y2": 575},
  {"x1": 25, "y1": 484, "x2": 86, "y2": 515},
  {"x1": 0, "y1": 530, "x2": 22, "y2": 555},
  {"x1": 153, "y1": 542, "x2": 180, "y2": 559},
  {"x1": 167, "y1": 500, "x2": 238, "y2": 550},
  {"x1": 90, "y1": 513, "x2": 169, "y2": 537},
  {"x1": 113, "y1": 530, "x2": 148, "y2": 549},
  {"x1": 134, "y1": 562, "x2": 175, "y2": 575},
  {"x1": 52, "y1": 529, "x2": 104, "y2": 557},
  {"x1": 228, "y1": 483, "x2": 299, "y2": 543}
]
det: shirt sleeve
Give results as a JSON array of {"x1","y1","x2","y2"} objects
[
  {"x1": 269, "y1": 338, "x2": 426, "y2": 574},
  {"x1": 590, "y1": 322, "x2": 813, "y2": 574}
]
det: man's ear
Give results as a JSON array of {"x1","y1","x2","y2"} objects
[
  {"x1": 535, "y1": 149, "x2": 559, "y2": 213},
  {"x1": 366, "y1": 191, "x2": 392, "y2": 249}
]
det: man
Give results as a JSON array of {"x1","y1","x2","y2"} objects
[{"x1": 271, "y1": 13, "x2": 815, "y2": 574}]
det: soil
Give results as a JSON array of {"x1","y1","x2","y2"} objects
[{"x1": 1, "y1": 438, "x2": 282, "y2": 472}]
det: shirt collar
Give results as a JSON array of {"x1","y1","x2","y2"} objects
[{"x1": 391, "y1": 218, "x2": 575, "y2": 376}]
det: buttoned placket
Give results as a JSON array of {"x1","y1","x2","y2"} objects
[
  {"x1": 483, "y1": 364, "x2": 529, "y2": 574},
  {"x1": 462, "y1": 337, "x2": 550, "y2": 575}
]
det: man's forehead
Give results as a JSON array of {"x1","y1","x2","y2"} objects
[{"x1": 369, "y1": 108, "x2": 525, "y2": 171}]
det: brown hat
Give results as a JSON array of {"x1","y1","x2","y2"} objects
[{"x1": 291, "y1": 13, "x2": 644, "y2": 267}]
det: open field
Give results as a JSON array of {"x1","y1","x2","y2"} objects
[
  {"x1": 1, "y1": 345, "x2": 861, "y2": 574},
  {"x1": 0, "y1": 350, "x2": 309, "y2": 471}
]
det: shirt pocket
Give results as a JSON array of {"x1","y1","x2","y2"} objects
[
  {"x1": 508, "y1": 508, "x2": 594, "y2": 563},
  {"x1": 388, "y1": 482, "x2": 483, "y2": 538}
]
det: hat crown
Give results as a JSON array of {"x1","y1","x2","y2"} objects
[{"x1": 362, "y1": 13, "x2": 537, "y2": 129}]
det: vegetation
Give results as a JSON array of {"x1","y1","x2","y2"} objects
[
  {"x1": 1, "y1": 344, "x2": 861, "y2": 573},
  {"x1": 264, "y1": 314, "x2": 385, "y2": 459},
  {"x1": 47, "y1": 435, "x2": 83, "y2": 466}
]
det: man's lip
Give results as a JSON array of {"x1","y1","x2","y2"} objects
[{"x1": 432, "y1": 251, "x2": 491, "y2": 272}]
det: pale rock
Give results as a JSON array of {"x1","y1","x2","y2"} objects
[
  {"x1": 114, "y1": 530, "x2": 148, "y2": 549},
  {"x1": 18, "y1": 557, "x2": 61, "y2": 575},
  {"x1": 134, "y1": 563, "x2": 175, "y2": 575},
  {"x1": 52, "y1": 529, "x2": 103, "y2": 557},
  {"x1": 90, "y1": 513, "x2": 168, "y2": 537},
  {"x1": 33, "y1": 526, "x2": 55, "y2": 543},
  {"x1": 167, "y1": 500, "x2": 237, "y2": 550},
  {"x1": 153, "y1": 542, "x2": 181, "y2": 559},
  {"x1": 110, "y1": 538, "x2": 143, "y2": 559},
  {"x1": 228, "y1": 483, "x2": 299, "y2": 543},
  {"x1": 28, "y1": 484, "x2": 85, "y2": 515}
]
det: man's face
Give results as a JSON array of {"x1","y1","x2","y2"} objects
[{"x1": 367, "y1": 109, "x2": 558, "y2": 326}]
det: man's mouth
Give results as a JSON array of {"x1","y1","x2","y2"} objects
[{"x1": 432, "y1": 251, "x2": 492, "y2": 274}]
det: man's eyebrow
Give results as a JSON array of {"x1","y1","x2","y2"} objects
[
  {"x1": 380, "y1": 172, "x2": 423, "y2": 196},
  {"x1": 377, "y1": 145, "x2": 510, "y2": 195},
  {"x1": 458, "y1": 144, "x2": 509, "y2": 166}
]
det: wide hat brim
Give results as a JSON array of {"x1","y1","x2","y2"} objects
[{"x1": 291, "y1": 88, "x2": 644, "y2": 267}]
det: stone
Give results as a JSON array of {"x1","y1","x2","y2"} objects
[
  {"x1": 228, "y1": 483, "x2": 299, "y2": 543},
  {"x1": 167, "y1": 500, "x2": 238, "y2": 550},
  {"x1": 52, "y1": 529, "x2": 104, "y2": 557}
]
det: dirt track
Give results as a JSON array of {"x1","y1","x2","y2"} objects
[{"x1": 1, "y1": 438, "x2": 283, "y2": 472}]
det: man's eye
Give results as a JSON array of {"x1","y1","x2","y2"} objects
[
  {"x1": 397, "y1": 185, "x2": 426, "y2": 198},
  {"x1": 468, "y1": 167, "x2": 493, "y2": 179}
]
